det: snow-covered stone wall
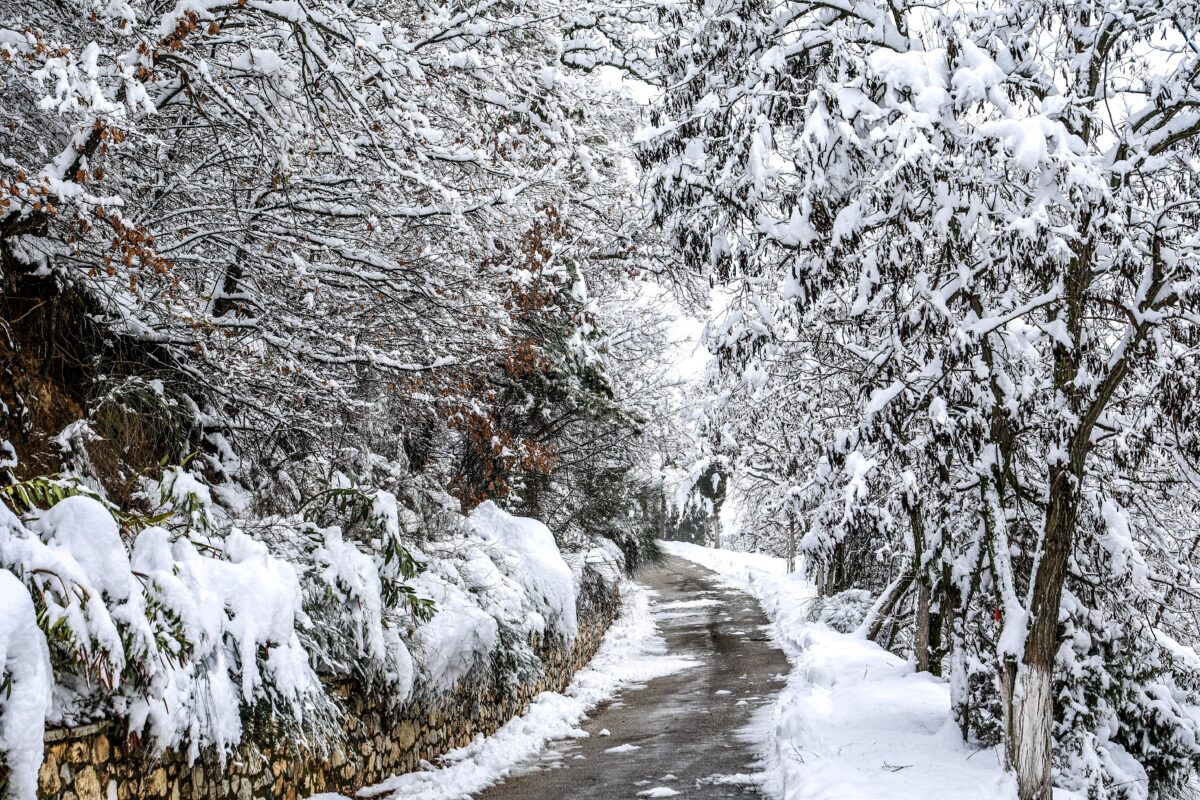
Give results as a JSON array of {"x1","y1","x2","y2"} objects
[{"x1": 35, "y1": 580, "x2": 619, "y2": 800}]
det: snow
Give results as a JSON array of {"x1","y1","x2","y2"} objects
[
  {"x1": 0, "y1": 569, "x2": 52, "y2": 800},
  {"x1": 660, "y1": 598, "x2": 721, "y2": 610},
  {"x1": 229, "y1": 47, "x2": 286, "y2": 75},
  {"x1": 841, "y1": 452, "x2": 876, "y2": 521},
  {"x1": 579, "y1": 539, "x2": 624, "y2": 586},
  {"x1": 126, "y1": 526, "x2": 324, "y2": 760},
  {"x1": 408, "y1": 574, "x2": 500, "y2": 695},
  {"x1": 661, "y1": 541, "x2": 1048, "y2": 800},
  {"x1": 470, "y1": 501, "x2": 578, "y2": 641},
  {"x1": 9, "y1": 498, "x2": 138, "y2": 682},
  {"x1": 864, "y1": 381, "x2": 906, "y2": 417},
  {"x1": 33, "y1": 496, "x2": 136, "y2": 602},
  {"x1": 1098, "y1": 499, "x2": 1149, "y2": 587},
  {"x1": 213, "y1": 532, "x2": 318, "y2": 701},
  {"x1": 978, "y1": 117, "x2": 1066, "y2": 172},
  {"x1": 357, "y1": 582, "x2": 696, "y2": 800},
  {"x1": 867, "y1": 49, "x2": 949, "y2": 117},
  {"x1": 160, "y1": 467, "x2": 215, "y2": 513},
  {"x1": 315, "y1": 526, "x2": 413, "y2": 700}
]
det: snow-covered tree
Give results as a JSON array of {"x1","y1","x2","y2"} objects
[
  {"x1": 0, "y1": 0, "x2": 666, "y2": 506},
  {"x1": 0, "y1": 0, "x2": 689, "y2": 792},
  {"x1": 639, "y1": 0, "x2": 1200, "y2": 797}
]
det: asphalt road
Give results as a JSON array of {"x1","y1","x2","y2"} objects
[{"x1": 473, "y1": 554, "x2": 791, "y2": 800}]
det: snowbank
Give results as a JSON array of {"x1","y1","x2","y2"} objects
[
  {"x1": 662, "y1": 541, "x2": 1028, "y2": 800},
  {"x1": 359, "y1": 581, "x2": 695, "y2": 800},
  {"x1": 470, "y1": 501, "x2": 578, "y2": 642}
]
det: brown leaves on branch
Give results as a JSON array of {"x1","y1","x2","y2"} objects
[{"x1": 446, "y1": 404, "x2": 559, "y2": 509}]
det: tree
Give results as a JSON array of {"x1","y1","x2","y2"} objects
[
  {"x1": 639, "y1": 0, "x2": 1200, "y2": 797},
  {"x1": 0, "y1": 0, "x2": 692, "y2": 786},
  {"x1": 0, "y1": 0, "x2": 677, "y2": 521}
]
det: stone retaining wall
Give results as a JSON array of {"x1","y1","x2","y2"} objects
[{"x1": 36, "y1": 588, "x2": 618, "y2": 800}]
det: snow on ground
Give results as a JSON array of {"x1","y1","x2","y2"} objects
[
  {"x1": 355, "y1": 581, "x2": 697, "y2": 800},
  {"x1": 661, "y1": 541, "x2": 1027, "y2": 800}
]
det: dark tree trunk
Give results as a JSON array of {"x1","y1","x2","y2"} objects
[
  {"x1": 787, "y1": 514, "x2": 796, "y2": 574},
  {"x1": 866, "y1": 571, "x2": 913, "y2": 642},
  {"x1": 914, "y1": 579, "x2": 932, "y2": 672},
  {"x1": 1006, "y1": 228, "x2": 1092, "y2": 800},
  {"x1": 1009, "y1": 469, "x2": 1078, "y2": 800}
]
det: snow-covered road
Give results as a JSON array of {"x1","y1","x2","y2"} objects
[
  {"x1": 663, "y1": 542, "x2": 1031, "y2": 800},
  {"x1": 469, "y1": 554, "x2": 790, "y2": 799}
]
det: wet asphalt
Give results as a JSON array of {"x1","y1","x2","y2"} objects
[{"x1": 472, "y1": 554, "x2": 791, "y2": 800}]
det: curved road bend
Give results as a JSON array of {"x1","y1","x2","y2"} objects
[{"x1": 474, "y1": 554, "x2": 791, "y2": 800}]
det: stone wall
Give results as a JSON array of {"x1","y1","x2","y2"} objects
[{"x1": 36, "y1": 587, "x2": 618, "y2": 800}]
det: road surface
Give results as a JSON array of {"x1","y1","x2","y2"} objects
[{"x1": 473, "y1": 554, "x2": 791, "y2": 800}]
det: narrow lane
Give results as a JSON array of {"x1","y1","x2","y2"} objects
[{"x1": 473, "y1": 554, "x2": 791, "y2": 800}]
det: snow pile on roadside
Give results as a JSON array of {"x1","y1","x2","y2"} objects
[
  {"x1": 662, "y1": 541, "x2": 1024, "y2": 800},
  {"x1": 470, "y1": 501, "x2": 578, "y2": 641},
  {"x1": 358, "y1": 581, "x2": 697, "y2": 800},
  {"x1": 406, "y1": 501, "x2": 594, "y2": 695}
]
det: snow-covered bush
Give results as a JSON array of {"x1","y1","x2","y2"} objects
[
  {"x1": 951, "y1": 646, "x2": 1005, "y2": 748},
  {"x1": 293, "y1": 478, "x2": 428, "y2": 703},
  {"x1": 575, "y1": 539, "x2": 625, "y2": 620},
  {"x1": 471, "y1": 502, "x2": 578, "y2": 643},
  {"x1": 1049, "y1": 597, "x2": 1200, "y2": 800},
  {"x1": 406, "y1": 502, "x2": 585, "y2": 697},
  {"x1": 0, "y1": 490, "x2": 332, "y2": 757},
  {"x1": 808, "y1": 589, "x2": 873, "y2": 634},
  {"x1": 0, "y1": 570, "x2": 51, "y2": 800},
  {"x1": 303, "y1": 524, "x2": 416, "y2": 703},
  {"x1": 0, "y1": 468, "x2": 614, "y2": 798}
]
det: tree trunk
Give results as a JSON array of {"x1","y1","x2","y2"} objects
[
  {"x1": 658, "y1": 482, "x2": 667, "y2": 540},
  {"x1": 1000, "y1": 657, "x2": 1017, "y2": 766},
  {"x1": 1007, "y1": 470, "x2": 1078, "y2": 800},
  {"x1": 864, "y1": 571, "x2": 913, "y2": 641},
  {"x1": 1007, "y1": 660, "x2": 1054, "y2": 800},
  {"x1": 914, "y1": 579, "x2": 931, "y2": 672},
  {"x1": 828, "y1": 540, "x2": 844, "y2": 593},
  {"x1": 905, "y1": 500, "x2": 931, "y2": 670},
  {"x1": 706, "y1": 515, "x2": 720, "y2": 549},
  {"x1": 787, "y1": 514, "x2": 796, "y2": 574},
  {"x1": 927, "y1": 580, "x2": 945, "y2": 678}
]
